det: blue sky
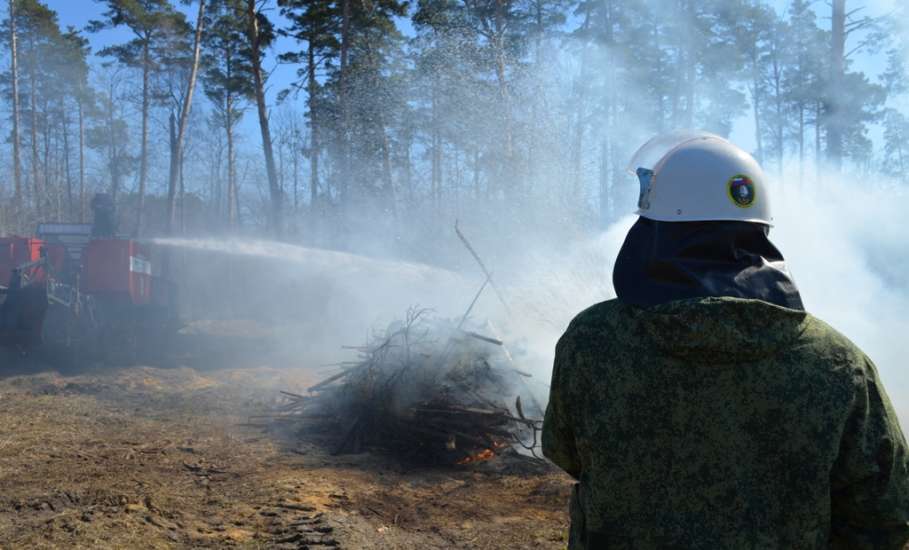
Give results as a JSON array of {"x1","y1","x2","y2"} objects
[{"x1": 43, "y1": 0, "x2": 898, "y2": 157}]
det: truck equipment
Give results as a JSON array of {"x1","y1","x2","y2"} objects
[{"x1": 0, "y1": 195, "x2": 179, "y2": 363}]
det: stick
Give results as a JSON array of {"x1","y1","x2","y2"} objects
[
  {"x1": 459, "y1": 330, "x2": 503, "y2": 346},
  {"x1": 308, "y1": 366, "x2": 360, "y2": 392},
  {"x1": 280, "y1": 390, "x2": 307, "y2": 400},
  {"x1": 455, "y1": 220, "x2": 510, "y2": 313},
  {"x1": 457, "y1": 275, "x2": 490, "y2": 330},
  {"x1": 483, "y1": 320, "x2": 514, "y2": 362}
]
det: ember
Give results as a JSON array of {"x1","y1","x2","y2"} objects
[
  {"x1": 265, "y1": 308, "x2": 544, "y2": 465},
  {"x1": 456, "y1": 448, "x2": 496, "y2": 465}
]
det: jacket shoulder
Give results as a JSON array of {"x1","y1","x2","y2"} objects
[
  {"x1": 556, "y1": 299, "x2": 628, "y2": 356},
  {"x1": 564, "y1": 298, "x2": 628, "y2": 335},
  {"x1": 798, "y1": 313, "x2": 870, "y2": 368}
]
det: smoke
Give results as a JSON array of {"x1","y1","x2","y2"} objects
[
  {"x1": 148, "y1": 2, "x2": 909, "y2": 430},
  {"x1": 487, "y1": 168, "x2": 909, "y2": 426},
  {"x1": 156, "y1": 163, "x2": 909, "y2": 434},
  {"x1": 771, "y1": 172, "x2": 909, "y2": 423}
]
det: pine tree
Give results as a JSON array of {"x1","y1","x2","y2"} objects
[
  {"x1": 89, "y1": 0, "x2": 189, "y2": 233},
  {"x1": 165, "y1": 0, "x2": 206, "y2": 234},
  {"x1": 243, "y1": 0, "x2": 281, "y2": 235},
  {"x1": 824, "y1": 0, "x2": 887, "y2": 169},
  {"x1": 783, "y1": 0, "x2": 826, "y2": 179},
  {"x1": 201, "y1": 0, "x2": 252, "y2": 227},
  {"x1": 278, "y1": 0, "x2": 339, "y2": 211},
  {"x1": 85, "y1": 68, "x2": 134, "y2": 207},
  {"x1": 7, "y1": 0, "x2": 22, "y2": 210},
  {"x1": 882, "y1": 108, "x2": 909, "y2": 184},
  {"x1": 6, "y1": 0, "x2": 63, "y2": 216},
  {"x1": 55, "y1": 27, "x2": 91, "y2": 219}
]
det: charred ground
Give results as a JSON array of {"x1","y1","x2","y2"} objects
[{"x1": 0, "y1": 322, "x2": 570, "y2": 549}]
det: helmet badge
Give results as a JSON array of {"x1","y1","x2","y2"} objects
[{"x1": 727, "y1": 174, "x2": 756, "y2": 208}]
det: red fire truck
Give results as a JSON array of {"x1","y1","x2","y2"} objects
[{"x1": 0, "y1": 196, "x2": 179, "y2": 362}]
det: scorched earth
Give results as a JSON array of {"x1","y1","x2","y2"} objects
[{"x1": 0, "y1": 321, "x2": 571, "y2": 549}]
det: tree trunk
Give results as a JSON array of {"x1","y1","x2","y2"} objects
[
  {"x1": 209, "y1": 127, "x2": 222, "y2": 222},
  {"x1": 29, "y1": 34, "x2": 40, "y2": 214},
  {"x1": 234, "y1": 172, "x2": 241, "y2": 226},
  {"x1": 9, "y1": 0, "x2": 22, "y2": 209},
  {"x1": 526, "y1": 0, "x2": 545, "y2": 196},
  {"x1": 226, "y1": 92, "x2": 237, "y2": 227},
  {"x1": 246, "y1": 0, "x2": 282, "y2": 235},
  {"x1": 307, "y1": 41, "x2": 319, "y2": 209},
  {"x1": 292, "y1": 118, "x2": 299, "y2": 213},
  {"x1": 278, "y1": 129, "x2": 285, "y2": 205},
  {"x1": 42, "y1": 97, "x2": 50, "y2": 211},
  {"x1": 180, "y1": 152, "x2": 186, "y2": 234},
  {"x1": 108, "y1": 82, "x2": 120, "y2": 201},
  {"x1": 137, "y1": 39, "x2": 150, "y2": 235},
  {"x1": 402, "y1": 124, "x2": 413, "y2": 204},
  {"x1": 363, "y1": 42, "x2": 395, "y2": 217},
  {"x1": 815, "y1": 100, "x2": 823, "y2": 183},
  {"x1": 751, "y1": 44, "x2": 763, "y2": 165},
  {"x1": 380, "y1": 129, "x2": 395, "y2": 217},
  {"x1": 78, "y1": 93, "x2": 85, "y2": 222},
  {"x1": 339, "y1": 0, "x2": 351, "y2": 201},
  {"x1": 168, "y1": 110, "x2": 177, "y2": 229},
  {"x1": 431, "y1": 80, "x2": 441, "y2": 209},
  {"x1": 290, "y1": 122, "x2": 300, "y2": 217},
  {"x1": 684, "y1": 60, "x2": 695, "y2": 129},
  {"x1": 493, "y1": 0, "x2": 514, "y2": 197},
  {"x1": 570, "y1": 7, "x2": 592, "y2": 205},
  {"x1": 167, "y1": 0, "x2": 206, "y2": 234},
  {"x1": 773, "y1": 56, "x2": 783, "y2": 177},
  {"x1": 652, "y1": 21, "x2": 666, "y2": 130},
  {"x1": 62, "y1": 108, "x2": 72, "y2": 219},
  {"x1": 827, "y1": 0, "x2": 845, "y2": 169}
]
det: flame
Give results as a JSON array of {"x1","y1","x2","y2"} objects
[{"x1": 456, "y1": 448, "x2": 496, "y2": 465}]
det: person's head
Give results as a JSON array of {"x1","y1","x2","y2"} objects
[{"x1": 614, "y1": 131, "x2": 803, "y2": 310}]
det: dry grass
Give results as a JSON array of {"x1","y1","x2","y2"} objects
[{"x1": 0, "y1": 359, "x2": 570, "y2": 549}]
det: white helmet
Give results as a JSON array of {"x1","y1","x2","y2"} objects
[{"x1": 627, "y1": 131, "x2": 771, "y2": 225}]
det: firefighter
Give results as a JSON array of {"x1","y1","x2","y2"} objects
[
  {"x1": 542, "y1": 132, "x2": 909, "y2": 549},
  {"x1": 91, "y1": 192, "x2": 117, "y2": 237}
]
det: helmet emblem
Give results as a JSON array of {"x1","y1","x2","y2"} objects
[{"x1": 727, "y1": 174, "x2": 756, "y2": 208}]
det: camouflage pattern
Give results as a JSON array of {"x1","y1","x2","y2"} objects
[{"x1": 543, "y1": 297, "x2": 909, "y2": 549}]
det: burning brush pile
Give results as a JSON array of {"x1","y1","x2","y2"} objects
[{"x1": 270, "y1": 308, "x2": 544, "y2": 465}]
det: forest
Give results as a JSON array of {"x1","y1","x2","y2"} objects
[{"x1": 0, "y1": 0, "x2": 906, "y2": 261}]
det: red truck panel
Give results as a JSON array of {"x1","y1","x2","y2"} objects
[
  {"x1": 81, "y1": 239, "x2": 152, "y2": 305},
  {"x1": 0, "y1": 237, "x2": 63, "y2": 286},
  {"x1": 0, "y1": 237, "x2": 32, "y2": 286}
]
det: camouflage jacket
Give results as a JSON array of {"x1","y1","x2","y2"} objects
[{"x1": 543, "y1": 297, "x2": 909, "y2": 549}]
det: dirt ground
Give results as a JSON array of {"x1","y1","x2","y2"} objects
[{"x1": 0, "y1": 324, "x2": 571, "y2": 549}]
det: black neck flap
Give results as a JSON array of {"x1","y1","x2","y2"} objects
[{"x1": 612, "y1": 217, "x2": 805, "y2": 310}]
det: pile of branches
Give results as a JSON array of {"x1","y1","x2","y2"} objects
[{"x1": 269, "y1": 308, "x2": 544, "y2": 464}]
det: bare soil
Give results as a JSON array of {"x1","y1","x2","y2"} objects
[{"x1": 0, "y1": 325, "x2": 571, "y2": 549}]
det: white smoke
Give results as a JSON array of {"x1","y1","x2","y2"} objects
[
  {"x1": 772, "y1": 173, "x2": 909, "y2": 423},
  {"x1": 495, "y1": 169, "x2": 909, "y2": 426},
  {"x1": 154, "y1": 165, "x2": 909, "y2": 430}
]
